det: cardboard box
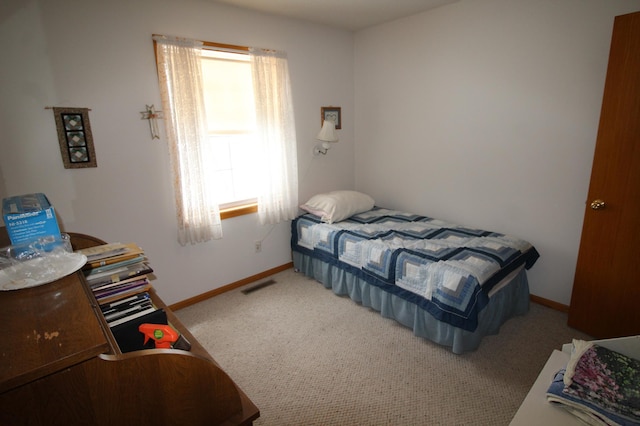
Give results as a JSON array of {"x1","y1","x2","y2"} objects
[{"x1": 2, "y1": 193, "x2": 61, "y2": 245}]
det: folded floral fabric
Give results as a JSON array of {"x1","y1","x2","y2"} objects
[
  {"x1": 547, "y1": 369, "x2": 634, "y2": 426},
  {"x1": 546, "y1": 339, "x2": 640, "y2": 426}
]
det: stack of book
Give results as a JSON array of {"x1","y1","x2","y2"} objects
[
  {"x1": 76, "y1": 242, "x2": 168, "y2": 352},
  {"x1": 100, "y1": 292, "x2": 156, "y2": 328},
  {"x1": 76, "y1": 241, "x2": 187, "y2": 353},
  {"x1": 77, "y1": 242, "x2": 153, "y2": 305}
]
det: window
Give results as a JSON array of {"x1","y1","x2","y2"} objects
[
  {"x1": 201, "y1": 49, "x2": 259, "y2": 212},
  {"x1": 154, "y1": 35, "x2": 299, "y2": 245}
]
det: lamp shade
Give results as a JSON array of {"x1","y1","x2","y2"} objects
[{"x1": 316, "y1": 120, "x2": 338, "y2": 142}]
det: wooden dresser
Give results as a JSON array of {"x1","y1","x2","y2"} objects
[{"x1": 0, "y1": 233, "x2": 259, "y2": 425}]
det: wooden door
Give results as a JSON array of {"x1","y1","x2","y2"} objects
[{"x1": 568, "y1": 11, "x2": 640, "y2": 338}]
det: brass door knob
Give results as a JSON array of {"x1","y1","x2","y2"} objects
[{"x1": 590, "y1": 199, "x2": 606, "y2": 210}]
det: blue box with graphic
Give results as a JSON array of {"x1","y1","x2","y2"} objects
[{"x1": 2, "y1": 193, "x2": 61, "y2": 245}]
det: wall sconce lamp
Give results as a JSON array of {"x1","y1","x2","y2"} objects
[{"x1": 313, "y1": 120, "x2": 338, "y2": 156}]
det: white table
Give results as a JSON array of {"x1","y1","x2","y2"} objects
[
  {"x1": 510, "y1": 335, "x2": 640, "y2": 425},
  {"x1": 509, "y1": 350, "x2": 582, "y2": 425}
]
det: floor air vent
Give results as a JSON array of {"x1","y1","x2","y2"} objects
[{"x1": 241, "y1": 279, "x2": 277, "y2": 295}]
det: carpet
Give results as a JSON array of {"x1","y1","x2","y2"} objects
[{"x1": 175, "y1": 268, "x2": 591, "y2": 425}]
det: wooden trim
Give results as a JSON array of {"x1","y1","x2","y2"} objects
[
  {"x1": 170, "y1": 262, "x2": 293, "y2": 311},
  {"x1": 530, "y1": 294, "x2": 569, "y2": 313},
  {"x1": 171, "y1": 265, "x2": 572, "y2": 316},
  {"x1": 202, "y1": 40, "x2": 249, "y2": 52},
  {"x1": 220, "y1": 203, "x2": 258, "y2": 220},
  {"x1": 152, "y1": 34, "x2": 249, "y2": 52},
  {"x1": 152, "y1": 36, "x2": 248, "y2": 75}
]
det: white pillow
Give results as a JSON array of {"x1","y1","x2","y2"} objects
[{"x1": 300, "y1": 190, "x2": 375, "y2": 224}]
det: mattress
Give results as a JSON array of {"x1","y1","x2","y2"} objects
[{"x1": 291, "y1": 207, "x2": 540, "y2": 353}]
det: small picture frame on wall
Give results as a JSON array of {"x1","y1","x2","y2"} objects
[
  {"x1": 52, "y1": 107, "x2": 97, "y2": 169},
  {"x1": 321, "y1": 106, "x2": 341, "y2": 129}
]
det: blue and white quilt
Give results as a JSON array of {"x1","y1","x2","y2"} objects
[{"x1": 291, "y1": 207, "x2": 539, "y2": 332}]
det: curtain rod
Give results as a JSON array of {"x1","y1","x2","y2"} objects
[
  {"x1": 203, "y1": 41, "x2": 249, "y2": 52},
  {"x1": 152, "y1": 34, "x2": 249, "y2": 53}
]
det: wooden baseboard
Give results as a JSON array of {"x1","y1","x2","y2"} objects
[
  {"x1": 171, "y1": 265, "x2": 571, "y2": 316},
  {"x1": 530, "y1": 294, "x2": 569, "y2": 313},
  {"x1": 170, "y1": 262, "x2": 293, "y2": 311}
]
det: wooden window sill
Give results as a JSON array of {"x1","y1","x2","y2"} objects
[{"x1": 220, "y1": 203, "x2": 257, "y2": 220}]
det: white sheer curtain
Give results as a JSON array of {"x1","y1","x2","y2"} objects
[
  {"x1": 250, "y1": 48, "x2": 299, "y2": 225},
  {"x1": 154, "y1": 35, "x2": 223, "y2": 245}
]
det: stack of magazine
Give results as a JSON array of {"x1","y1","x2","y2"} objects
[
  {"x1": 100, "y1": 292, "x2": 155, "y2": 327},
  {"x1": 76, "y1": 242, "x2": 158, "y2": 328},
  {"x1": 78, "y1": 242, "x2": 153, "y2": 305},
  {"x1": 75, "y1": 242, "x2": 188, "y2": 354}
]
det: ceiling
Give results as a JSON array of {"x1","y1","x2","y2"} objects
[{"x1": 209, "y1": 0, "x2": 459, "y2": 31}]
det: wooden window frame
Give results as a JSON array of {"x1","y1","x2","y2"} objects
[
  {"x1": 203, "y1": 41, "x2": 256, "y2": 220},
  {"x1": 154, "y1": 36, "x2": 257, "y2": 220}
]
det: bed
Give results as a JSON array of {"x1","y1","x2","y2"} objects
[{"x1": 291, "y1": 191, "x2": 540, "y2": 354}]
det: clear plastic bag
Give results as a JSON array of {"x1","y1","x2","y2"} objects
[{"x1": 0, "y1": 234, "x2": 74, "y2": 284}]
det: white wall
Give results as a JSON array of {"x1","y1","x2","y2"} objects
[
  {"x1": 0, "y1": 0, "x2": 355, "y2": 304},
  {"x1": 4, "y1": 0, "x2": 638, "y2": 308},
  {"x1": 354, "y1": 0, "x2": 640, "y2": 305}
]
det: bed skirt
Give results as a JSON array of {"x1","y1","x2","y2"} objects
[{"x1": 293, "y1": 251, "x2": 530, "y2": 354}]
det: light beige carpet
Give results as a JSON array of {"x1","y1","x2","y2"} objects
[{"x1": 175, "y1": 268, "x2": 591, "y2": 426}]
